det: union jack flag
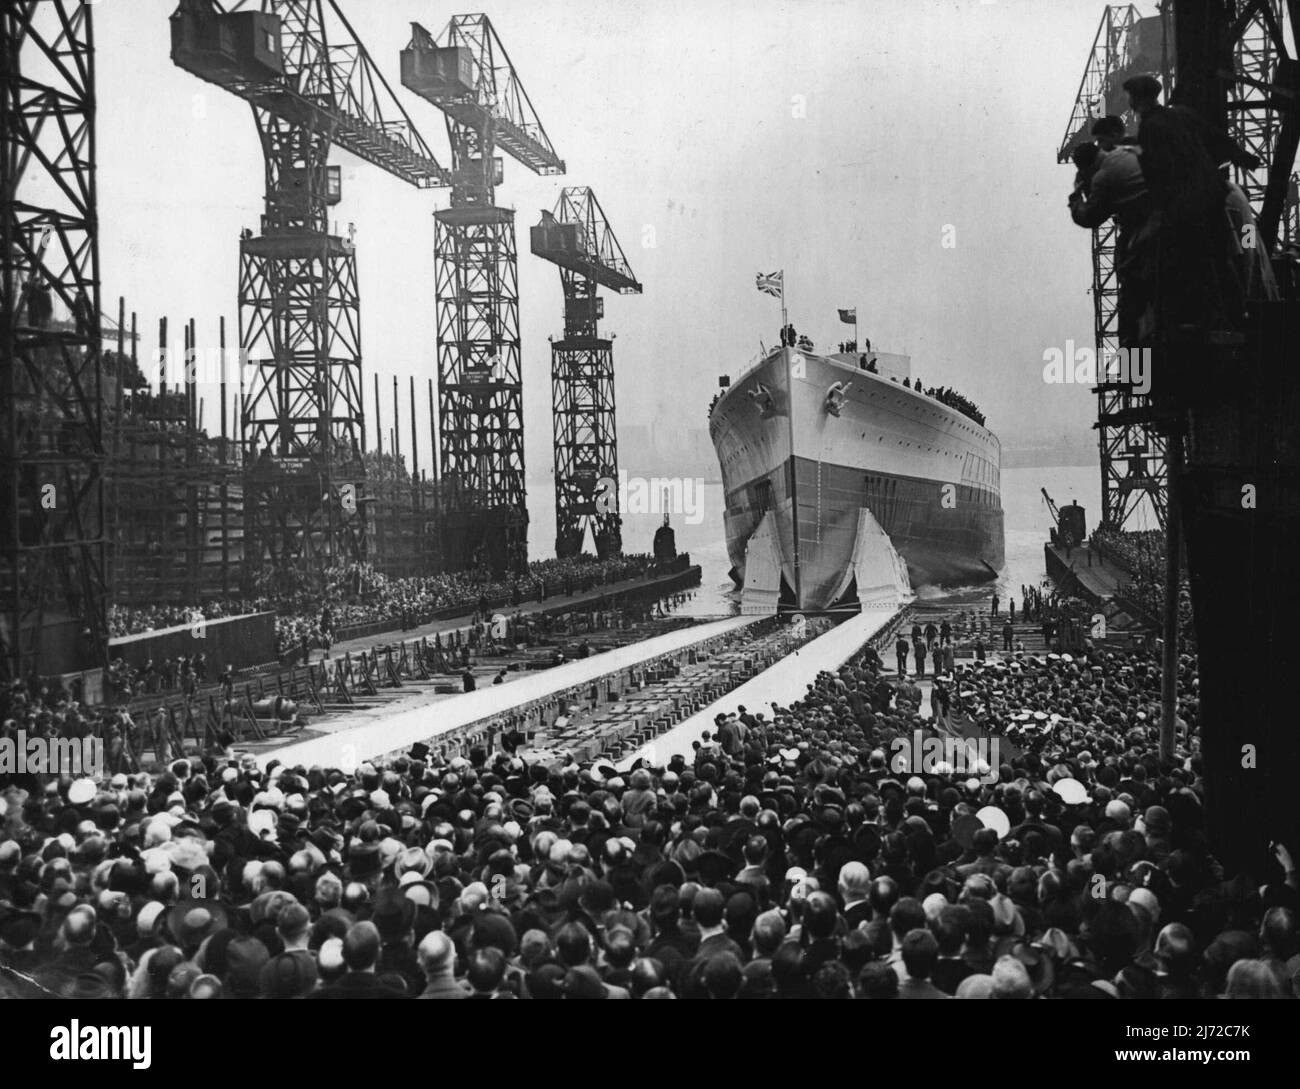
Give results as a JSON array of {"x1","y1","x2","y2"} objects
[{"x1": 755, "y1": 270, "x2": 783, "y2": 298}]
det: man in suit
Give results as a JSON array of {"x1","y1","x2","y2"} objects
[
  {"x1": 839, "y1": 862, "x2": 873, "y2": 930},
  {"x1": 307, "y1": 922, "x2": 407, "y2": 999}
]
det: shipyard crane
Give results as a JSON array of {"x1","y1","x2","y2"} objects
[
  {"x1": 1059, "y1": 5, "x2": 1171, "y2": 533},
  {"x1": 1, "y1": 1, "x2": 108, "y2": 680},
  {"x1": 1061, "y1": 3, "x2": 1299, "y2": 534},
  {"x1": 401, "y1": 15, "x2": 565, "y2": 575},
  {"x1": 1041, "y1": 489, "x2": 1087, "y2": 549},
  {"x1": 1223, "y1": 2, "x2": 1300, "y2": 251},
  {"x1": 531, "y1": 188, "x2": 643, "y2": 559},
  {"x1": 170, "y1": 1, "x2": 450, "y2": 583}
]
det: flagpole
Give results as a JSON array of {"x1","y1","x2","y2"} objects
[{"x1": 781, "y1": 270, "x2": 787, "y2": 332}]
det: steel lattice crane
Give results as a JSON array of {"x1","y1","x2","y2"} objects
[
  {"x1": 1, "y1": 1, "x2": 108, "y2": 680},
  {"x1": 1059, "y1": 5, "x2": 1171, "y2": 533},
  {"x1": 171, "y1": 1, "x2": 449, "y2": 585},
  {"x1": 401, "y1": 15, "x2": 564, "y2": 575},
  {"x1": 531, "y1": 188, "x2": 642, "y2": 559},
  {"x1": 1224, "y1": 1, "x2": 1300, "y2": 251},
  {"x1": 1061, "y1": 3, "x2": 1299, "y2": 534}
]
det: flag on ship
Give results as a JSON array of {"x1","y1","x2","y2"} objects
[
  {"x1": 838, "y1": 307, "x2": 857, "y2": 323},
  {"x1": 755, "y1": 271, "x2": 783, "y2": 298}
]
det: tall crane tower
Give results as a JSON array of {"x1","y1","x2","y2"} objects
[
  {"x1": 401, "y1": 15, "x2": 565, "y2": 575},
  {"x1": 1, "y1": 1, "x2": 107, "y2": 681},
  {"x1": 1224, "y1": 1, "x2": 1298, "y2": 251},
  {"x1": 1059, "y1": 4, "x2": 1171, "y2": 533},
  {"x1": 171, "y1": 1, "x2": 449, "y2": 584},
  {"x1": 531, "y1": 188, "x2": 642, "y2": 559}
]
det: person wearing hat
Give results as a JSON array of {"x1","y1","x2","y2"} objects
[
  {"x1": 1122, "y1": 73, "x2": 1252, "y2": 339},
  {"x1": 260, "y1": 951, "x2": 318, "y2": 998}
]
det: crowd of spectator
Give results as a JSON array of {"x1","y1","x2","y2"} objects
[
  {"x1": 907, "y1": 382, "x2": 986, "y2": 428},
  {"x1": 107, "y1": 553, "x2": 660, "y2": 658},
  {"x1": 3, "y1": 605, "x2": 1294, "y2": 1000},
  {"x1": 1090, "y1": 528, "x2": 1196, "y2": 646}
]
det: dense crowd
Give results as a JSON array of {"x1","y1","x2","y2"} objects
[
  {"x1": 910, "y1": 382, "x2": 986, "y2": 428},
  {"x1": 1090, "y1": 528, "x2": 1196, "y2": 646},
  {"x1": 107, "y1": 554, "x2": 659, "y2": 657},
  {"x1": 3, "y1": 609, "x2": 1293, "y2": 1000}
]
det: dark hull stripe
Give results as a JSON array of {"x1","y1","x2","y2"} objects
[{"x1": 724, "y1": 456, "x2": 1005, "y2": 606}]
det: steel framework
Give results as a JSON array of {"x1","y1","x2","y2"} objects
[
  {"x1": 171, "y1": 1, "x2": 448, "y2": 587},
  {"x1": 1060, "y1": 5, "x2": 1170, "y2": 531},
  {"x1": 531, "y1": 188, "x2": 642, "y2": 559},
  {"x1": 1, "y1": 0, "x2": 108, "y2": 680},
  {"x1": 1226, "y1": 1, "x2": 1299, "y2": 247},
  {"x1": 402, "y1": 16, "x2": 564, "y2": 574}
]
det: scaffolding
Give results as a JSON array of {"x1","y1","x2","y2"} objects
[
  {"x1": 532, "y1": 188, "x2": 643, "y2": 560},
  {"x1": 402, "y1": 16, "x2": 565, "y2": 575},
  {"x1": 1, "y1": 1, "x2": 109, "y2": 679},
  {"x1": 106, "y1": 312, "x2": 243, "y2": 605},
  {"x1": 1060, "y1": 5, "x2": 1171, "y2": 532}
]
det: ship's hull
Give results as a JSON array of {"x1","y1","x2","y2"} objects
[{"x1": 710, "y1": 347, "x2": 1004, "y2": 610}]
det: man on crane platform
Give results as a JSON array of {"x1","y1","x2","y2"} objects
[
  {"x1": 1122, "y1": 74, "x2": 1255, "y2": 343},
  {"x1": 1068, "y1": 116, "x2": 1152, "y2": 349}
]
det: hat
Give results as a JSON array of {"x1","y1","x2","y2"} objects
[
  {"x1": 473, "y1": 913, "x2": 518, "y2": 956},
  {"x1": 976, "y1": 806, "x2": 1010, "y2": 840},
  {"x1": 169, "y1": 901, "x2": 229, "y2": 948},
  {"x1": 223, "y1": 936, "x2": 270, "y2": 997},
  {"x1": 394, "y1": 846, "x2": 431, "y2": 879},
  {"x1": 346, "y1": 840, "x2": 382, "y2": 878},
  {"x1": 1052, "y1": 778, "x2": 1088, "y2": 806},
  {"x1": 371, "y1": 887, "x2": 415, "y2": 939},
  {"x1": 260, "y1": 952, "x2": 318, "y2": 998},
  {"x1": 1142, "y1": 805, "x2": 1171, "y2": 834},
  {"x1": 1121, "y1": 73, "x2": 1162, "y2": 99},
  {"x1": 68, "y1": 779, "x2": 96, "y2": 806},
  {"x1": 0, "y1": 909, "x2": 41, "y2": 949}
]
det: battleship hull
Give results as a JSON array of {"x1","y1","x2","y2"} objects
[{"x1": 710, "y1": 347, "x2": 1004, "y2": 610}]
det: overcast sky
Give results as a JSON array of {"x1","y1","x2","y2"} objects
[{"x1": 94, "y1": 0, "x2": 1109, "y2": 476}]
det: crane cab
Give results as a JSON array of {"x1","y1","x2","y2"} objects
[
  {"x1": 400, "y1": 44, "x2": 475, "y2": 101},
  {"x1": 531, "y1": 214, "x2": 580, "y2": 256},
  {"x1": 171, "y1": 7, "x2": 283, "y2": 85},
  {"x1": 280, "y1": 165, "x2": 342, "y2": 209}
]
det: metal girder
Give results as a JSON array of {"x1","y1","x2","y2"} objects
[
  {"x1": 432, "y1": 206, "x2": 526, "y2": 573},
  {"x1": 531, "y1": 187, "x2": 642, "y2": 296},
  {"x1": 1223, "y1": 0, "x2": 1299, "y2": 249},
  {"x1": 531, "y1": 188, "x2": 640, "y2": 559},
  {"x1": 403, "y1": 15, "x2": 563, "y2": 182},
  {"x1": 1062, "y1": 5, "x2": 1171, "y2": 531},
  {"x1": 403, "y1": 15, "x2": 564, "y2": 574},
  {"x1": 172, "y1": 0, "x2": 449, "y2": 188},
  {"x1": 170, "y1": 1, "x2": 445, "y2": 584},
  {"x1": 1, "y1": 0, "x2": 108, "y2": 680},
  {"x1": 551, "y1": 337, "x2": 620, "y2": 559}
]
